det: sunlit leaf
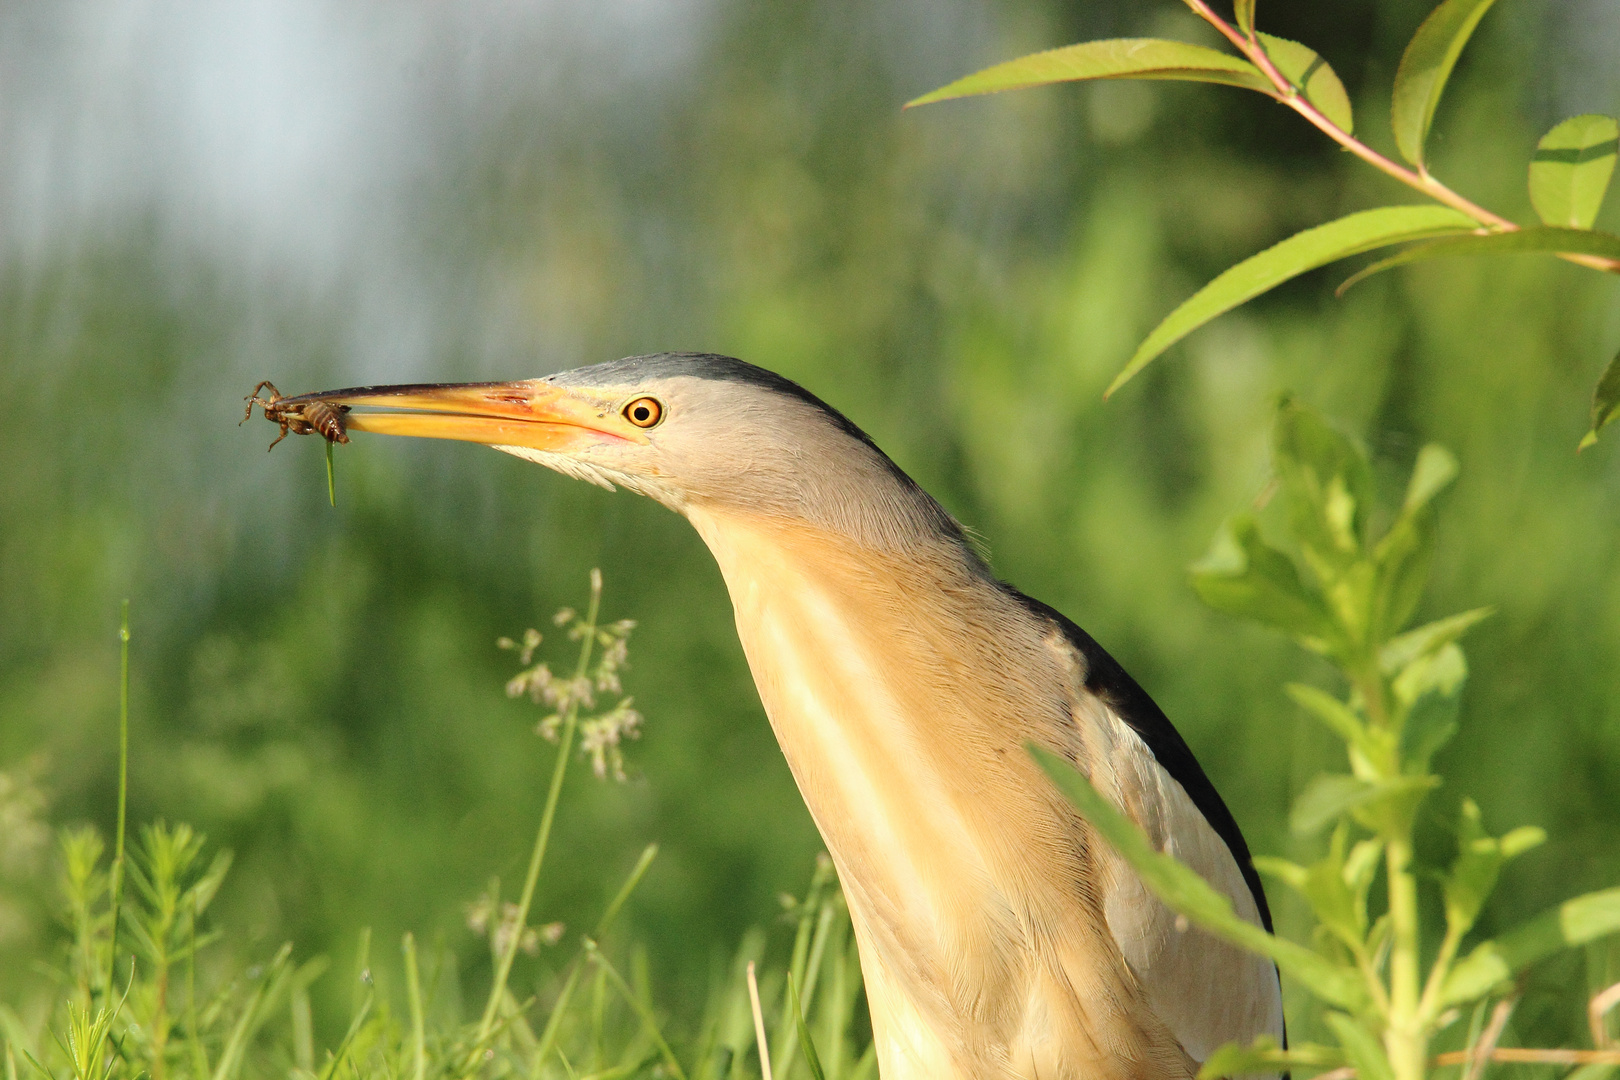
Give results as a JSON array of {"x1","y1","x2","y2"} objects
[
  {"x1": 1234, "y1": 0, "x2": 1256, "y2": 37},
  {"x1": 1380, "y1": 607, "x2": 1493, "y2": 676},
  {"x1": 1445, "y1": 801, "x2": 1548, "y2": 943},
  {"x1": 904, "y1": 39, "x2": 1268, "y2": 108},
  {"x1": 1401, "y1": 685, "x2": 1460, "y2": 773},
  {"x1": 1108, "y1": 206, "x2": 1477, "y2": 395},
  {"x1": 1290, "y1": 775, "x2": 1373, "y2": 836},
  {"x1": 1190, "y1": 515, "x2": 1336, "y2": 646},
  {"x1": 1030, "y1": 744, "x2": 1370, "y2": 1010},
  {"x1": 1530, "y1": 115, "x2": 1619, "y2": 229},
  {"x1": 1403, "y1": 443, "x2": 1460, "y2": 513},
  {"x1": 1291, "y1": 773, "x2": 1438, "y2": 836},
  {"x1": 1338, "y1": 226, "x2": 1620, "y2": 294},
  {"x1": 1286, "y1": 683, "x2": 1368, "y2": 751},
  {"x1": 1325, "y1": 1012, "x2": 1395, "y2": 1080},
  {"x1": 1304, "y1": 829, "x2": 1366, "y2": 948},
  {"x1": 1274, "y1": 397, "x2": 1374, "y2": 573},
  {"x1": 1369, "y1": 508, "x2": 1434, "y2": 646},
  {"x1": 1392, "y1": 641, "x2": 1466, "y2": 707},
  {"x1": 1579, "y1": 347, "x2": 1620, "y2": 450},
  {"x1": 1252, "y1": 855, "x2": 1309, "y2": 891},
  {"x1": 1197, "y1": 1036, "x2": 1345, "y2": 1080},
  {"x1": 1259, "y1": 34, "x2": 1354, "y2": 135},
  {"x1": 1441, "y1": 887, "x2": 1620, "y2": 1005},
  {"x1": 1391, "y1": 0, "x2": 1500, "y2": 168}
]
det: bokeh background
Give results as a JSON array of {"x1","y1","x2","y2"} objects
[{"x1": 2, "y1": 0, "x2": 1619, "y2": 1053}]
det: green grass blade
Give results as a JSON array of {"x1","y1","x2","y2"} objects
[
  {"x1": 1530, "y1": 115, "x2": 1619, "y2": 229},
  {"x1": 1108, "y1": 205, "x2": 1477, "y2": 396},
  {"x1": 316, "y1": 992, "x2": 373, "y2": 1080},
  {"x1": 1581, "y1": 347, "x2": 1620, "y2": 450},
  {"x1": 1391, "y1": 0, "x2": 1500, "y2": 167},
  {"x1": 584, "y1": 942, "x2": 686, "y2": 1080},
  {"x1": 1258, "y1": 34, "x2": 1353, "y2": 134},
  {"x1": 1338, "y1": 226, "x2": 1620, "y2": 295},
  {"x1": 595, "y1": 844, "x2": 658, "y2": 938},
  {"x1": 904, "y1": 39, "x2": 1269, "y2": 108},
  {"x1": 1029, "y1": 744, "x2": 1369, "y2": 1010},
  {"x1": 787, "y1": 975, "x2": 826, "y2": 1080},
  {"x1": 106, "y1": 601, "x2": 130, "y2": 1003},
  {"x1": 402, "y1": 934, "x2": 425, "y2": 1080}
]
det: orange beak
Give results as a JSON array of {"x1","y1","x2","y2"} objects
[{"x1": 271, "y1": 380, "x2": 648, "y2": 451}]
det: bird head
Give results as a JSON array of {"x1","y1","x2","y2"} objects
[{"x1": 275, "y1": 352, "x2": 966, "y2": 552}]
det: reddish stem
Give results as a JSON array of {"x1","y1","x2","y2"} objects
[{"x1": 1180, "y1": 0, "x2": 1620, "y2": 273}]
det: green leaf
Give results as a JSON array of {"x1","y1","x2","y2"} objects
[
  {"x1": 1530, "y1": 115, "x2": 1619, "y2": 229},
  {"x1": 1441, "y1": 887, "x2": 1620, "y2": 1005},
  {"x1": 1291, "y1": 773, "x2": 1439, "y2": 836},
  {"x1": 1030, "y1": 744, "x2": 1370, "y2": 1010},
  {"x1": 1190, "y1": 515, "x2": 1336, "y2": 646},
  {"x1": 1325, "y1": 1012, "x2": 1395, "y2": 1080},
  {"x1": 1380, "y1": 607, "x2": 1493, "y2": 676},
  {"x1": 1338, "y1": 226, "x2": 1620, "y2": 294},
  {"x1": 1444, "y1": 800, "x2": 1547, "y2": 938},
  {"x1": 1259, "y1": 34, "x2": 1354, "y2": 135},
  {"x1": 1290, "y1": 775, "x2": 1374, "y2": 836},
  {"x1": 1304, "y1": 828, "x2": 1367, "y2": 949},
  {"x1": 1391, "y1": 641, "x2": 1467, "y2": 708},
  {"x1": 1580, "y1": 347, "x2": 1620, "y2": 450},
  {"x1": 1251, "y1": 855, "x2": 1309, "y2": 892},
  {"x1": 1234, "y1": 0, "x2": 1256, "y2": 37},
  {"x1": 1391, "y1": 0, "x2": 1500, "y2": 168},
  {"x1": 1402, "y1": 686, "x2": 1460, "y2": 773},
  {"x1": 1197, "y1": 1037, "x2": 1346, "y2": 1080},
  {"x1": 904, "y1": 39, "x2": 1268, "y2": 108},
  {"x1": 1369, "y1": 507, "x2": 1434, "y2": 647},
  {"x1": 1286, "y1": 683, "x2": 1369, "y2": 750},
  {"x1": 1403, "y1": 443, "x2": 1460, "y2": 513},
  {"x1": 1108, "y1": 206, "x2": 1477, "y2": 395},
  {"x1": 1274, "y1": 397, "x2": 1375, "y2": 571}
]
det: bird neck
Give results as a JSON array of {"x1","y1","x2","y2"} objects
[{"x1": 681, "y1": 504, "x2": 1135, "y2": 1079}]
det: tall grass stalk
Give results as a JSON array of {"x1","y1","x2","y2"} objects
[
  {"x1": 467, "y1": 569, "x2": 605, "y2": 1064},
  {"x1": 106, "y1": 600, "x2": 130, "y2": 1002}
]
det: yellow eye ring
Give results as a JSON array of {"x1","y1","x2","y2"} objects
[{"x1": 623, "y1": 396, "x2": 663, "y2": 428}]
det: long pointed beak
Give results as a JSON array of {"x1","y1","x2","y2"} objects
[{"x1": 272, "y1": 380, "x2": 647, "y2": 451}]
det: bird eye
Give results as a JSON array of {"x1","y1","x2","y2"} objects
[{"x1": 623, "y1": 397, "x2": 663, "y2": 428}]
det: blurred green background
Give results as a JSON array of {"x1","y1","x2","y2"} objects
[{"x1": 2, "y1": 0, "x2": 1618, "y2": 1052}]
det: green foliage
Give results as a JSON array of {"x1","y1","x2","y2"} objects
[
  {"x1": 1530, "y1": 116, "x2": 1620, "y2": 230},
  {"x1": 2, "y1": 581, "x2": 873, "y2": 1080},
  {"x1": 911, "y1": 0, "x2": 1620, "y2": 435},
  {"x1": 1584, "y1": 350, "x2": 1620, "y2": 449},
  {"x1": 1107, "y1": 208, "x2": 1476, "y2": 397},
  {"x1": 1038, "y1": 399, "x2": 1620, "y2": 1080},
  {"x1": 1390, "y1": 0, "x2": 1501, "y2": 168},
  {"x1": 904, "y1": 39, "x2": 1271, "y2": 106}
]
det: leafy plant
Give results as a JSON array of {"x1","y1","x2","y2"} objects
[
  {"x1": 1031, "y1": 398, "x2": 1620, "y2": 1080},
  {"x1": 1, "y1": 578, "x2": 873, "y2": 1080},
  {"x1": 909, "y1": 0, "x2": 1620, "y2": 448}
]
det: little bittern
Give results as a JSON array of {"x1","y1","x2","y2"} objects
[{"x1": 266, "y1": 353, "x2": 1283, "y2": 1080}]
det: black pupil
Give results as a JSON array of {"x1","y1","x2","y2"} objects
[{"x1": 633, "y1": 404, "x2": 650, "y2": 422}]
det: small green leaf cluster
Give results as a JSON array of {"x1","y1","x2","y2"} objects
[
  {"x1": 909, "y1": 0, "x2": 1620, "y2": 447},
  {"x1": 1033, "y1": 399, "x2": 1620, "y2": 1080}
]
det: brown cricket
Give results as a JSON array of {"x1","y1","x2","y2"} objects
[{"x1": 242, "y1": 381, "x2": 350, "y2": 450}]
